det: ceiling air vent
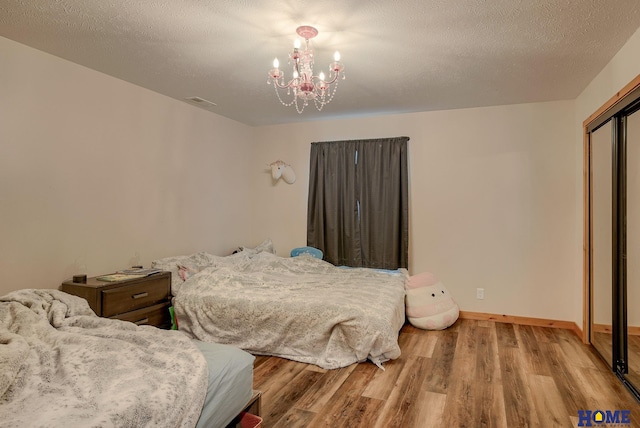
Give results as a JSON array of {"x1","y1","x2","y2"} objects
[{"x1": 185, "y1": 96, "x2": 217, "y2": 109}]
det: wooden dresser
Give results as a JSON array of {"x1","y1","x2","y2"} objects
[{"x1": 60, "y1": 272, "x2": 172, "y2": 329}]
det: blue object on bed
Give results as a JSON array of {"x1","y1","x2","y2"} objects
[
  {"x1": 290, "y1": 246, "x2": 323, "y2": 259},
  {"x1": 193, "y1": 340, "x2": 255, "y2": 428}
]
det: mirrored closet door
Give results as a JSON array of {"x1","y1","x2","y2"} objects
[
  {"x1": 587, "y1": 86, "x2": 640, "y2": 401},
  {"x1": 591, "y1": 120, "x2": 613, "y2": 369},
  {"x1": 626, "y1": 108, "x2": 640, "y2": 390}
]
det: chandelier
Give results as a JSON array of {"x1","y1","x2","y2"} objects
[{"x1": 267, "y1": 26, "x2": 345, "y2": 113}]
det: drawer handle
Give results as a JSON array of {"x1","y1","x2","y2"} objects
[
  {"x1": 134, "y1": 318, "x2": 149, "y2": 325},
  {"x1": 132, "y1": 292, "x2": 149, "y2": 299}
]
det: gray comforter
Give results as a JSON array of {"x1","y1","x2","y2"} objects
[
  {"x1": 0, "y1": 289, "x2": 208, "y2": 428},
  {"x1": 173, "y1": 252, "x2": 407, "y2": 369}
]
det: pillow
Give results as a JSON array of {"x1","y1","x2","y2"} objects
[
  {"x1": 151, "y1": 251, "x2": 215, "y2": 295},
  {"x1": 405, "y1": 272, "x2": 459, "y2": 330},
  {"x1": 290, "y1": 246, "x2": 323, "y2": 259},
  {"x1": 151, "y1": 255, "x2": 191, "y2": 291},
  {"x1": 240, "y1": 238, "x2": 276, "y2": 255}
]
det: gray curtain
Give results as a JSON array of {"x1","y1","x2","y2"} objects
[{"x1": 307, "y1": 136, "x2": 409, "y2": 269}]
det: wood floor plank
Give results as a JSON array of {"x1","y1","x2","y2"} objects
[
  {"x1": 362, "y1": 356, "x2": 406, "y2": 400},
  {"x1": 556, "y1": 328, "x2": 600, "y2": 369},
  {"x1": 440, "y1": 353, "x2": 476, "y2": 427},
  {"x1": 495, "y1": 321, "x2": 519, "y2": 348},
  {"x1": 453, "y1": 318, "x2": 478, "y2": 358},
  {"x1": 412, "y1": 391, "x2": 447, "y2": 428},
  {"x1": 440, "y1": 319, "x2": 481, "y2": 427},
  {"x1": 528, "y1": 374, "x2": 572, "y2": 427},
  {"x1": 253, "y1": 357, "x2": 307, "y2": 396},
  {"x1": 515, "y1": 324, "x2": 552, "y2": 376},
  {"x1": 339, "y1": 396, "x2": 385, "y2": 428},
  {"x1": 293, "y1": 363, "x2": 357, "y2": 412},
  {"x1": 474, "y1": 324, "x2": 508, "y2": 428},
  {"x1": 306, "y1": 362, "x2": 378, "y2": 427},
  {"x1": 423, "y1": 327, "x2": 457, "y2": 394},
  {"x1": 272, "y1": 408, "x2": 317, "y2": 428},
  {"x1": 399, "y1": 330, "x2": 438, "y2": 358},
  {"x1": 542, "y1": 342, "x2": 588, "y2": 416},
  {"x1": 531, "y1": 324, "x2": 559, "y2": 344},
  {"x1": 373, "y1": 356, "x2": 432, "y2": 428},
  {"x1": 261, "y1": 368, "x2": 325, "y2": 426},
  {"x1": 498, "y1": 347, "x2": 540, "y2": 427},
  {"x1": 252, "y1": 354, "x2": 270, "y2": 368}
]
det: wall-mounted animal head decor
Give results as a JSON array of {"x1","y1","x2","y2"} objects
[{"x1": 269, "y1": 160, "x2": 296, "y2": 184}]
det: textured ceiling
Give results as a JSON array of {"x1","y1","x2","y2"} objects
[{"x1": 1, "y1": 0, "x2": 640, "y2": 126}]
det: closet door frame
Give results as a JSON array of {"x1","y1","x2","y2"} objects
[
  {"x1": 584, "y1": 74, "x2": 640, "y2": 401},
  {"x1": 583, "y1": 73, "x2": 640, "y2": 346}
]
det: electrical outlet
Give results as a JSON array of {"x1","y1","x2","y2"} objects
[{"x1": 476, "y1": 288, "x2": 485, "y2": 300}]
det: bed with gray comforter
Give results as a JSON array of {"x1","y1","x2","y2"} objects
[
  {"x1": 161, "y1": 250, "x2": 408, "y2": 370},
  {"x1": 0, "y1": 289, "x2": 253, "y2": 428}
]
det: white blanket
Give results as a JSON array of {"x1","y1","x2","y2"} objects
[
  {"x1": 173, "y1": 252, "x2": 407, "y2": 369},
  {"x1": 0, "y1": 289, "x2": 208, "y2": 428}
]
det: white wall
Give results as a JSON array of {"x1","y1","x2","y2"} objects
[
  {"x1": 251, "y1": 101, "x2": 578, "y2": 321},
  {"x1": 0, "y1": 37, "x2": 254, "y2": 295}
]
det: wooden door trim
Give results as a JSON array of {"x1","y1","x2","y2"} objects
[{"x1": 583, "y1": 74, "x2": 640, "y2": 344}]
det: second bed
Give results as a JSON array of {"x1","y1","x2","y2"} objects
[{"x1": 156, "y1": 250, "x2": 407, "y2": 370}]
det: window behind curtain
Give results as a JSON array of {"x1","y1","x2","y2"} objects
[{"x1": 307, "y1": 136, "x2": 409, "y2": 269}]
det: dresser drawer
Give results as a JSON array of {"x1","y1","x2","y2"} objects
[
  {"x1": 111, "y1": 302, "x2": 172, "y2": 328},
  {"x1": 61, "y1": 271, "x2": 171, "y2": 328},
  {"x1": 101, "y1": 277, "x2": 170, "y2": 317}
]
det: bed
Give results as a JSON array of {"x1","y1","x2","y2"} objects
[
  {"x1": 153, "y1": 245, "x2": 408, "y2": 370},
  {"x1": 0, "y1": 289, "x2": 254, "y2": 428}
]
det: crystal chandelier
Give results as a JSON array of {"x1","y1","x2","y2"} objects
[{"x1": 267, "y1": 26, "x2": 345, "y2": 113}]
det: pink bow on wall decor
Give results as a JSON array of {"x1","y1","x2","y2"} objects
[{"x1": 269, "y1": 160, "x2": 296, "y2": 184}]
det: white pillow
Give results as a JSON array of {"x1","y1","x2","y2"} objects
[{"x1": 240, "y1": 238, "x2": 276, "y2": 255}]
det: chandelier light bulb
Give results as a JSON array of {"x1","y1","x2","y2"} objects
[
  {"x1": 319, "y1": 72, "x2": 325, "y2": 81},
  {"x1": 294, "y1": 38, "x2": 301, "y2": 49},
  {"x1": 293, "y1": 70, "x2": 299, "y2": 79},
  {"x1": 334, "y1": 51, "x2": 341, "y2": 61},
  {"x1": 273, "y1": 58, "x2": 279, "y2": 69}
]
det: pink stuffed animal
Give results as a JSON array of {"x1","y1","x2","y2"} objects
[{"x1": 405, "y1": 272, "x2": 459, "y2": 330}]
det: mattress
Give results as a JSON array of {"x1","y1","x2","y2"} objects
[{"x1": 194, "y1": 340, "x2": 255, "y2": 428}]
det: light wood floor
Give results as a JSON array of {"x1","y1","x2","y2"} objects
[{"x1": 252, "y1": 319, "x2": 640, "y2": 427}]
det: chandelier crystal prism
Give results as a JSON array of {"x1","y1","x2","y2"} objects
[{"x1": 267, "y1": 26, "x2": 345, "y2": 113}]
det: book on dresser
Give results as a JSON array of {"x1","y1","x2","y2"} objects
[
  {"x1": 117, "y1": 268, "x2": 162, "y2": 276},
  {"x1": 96, "y1": 273, "x2": 146, "y2": 282},
  {"x1": 60, "y1": 271, "x2": 172, "y2": 329},
  {"x1": 96, "y1": 268, "x2": 163, "y2": 282}
]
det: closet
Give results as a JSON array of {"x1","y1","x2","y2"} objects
[{"x1": 587, "y1": 76, "x2": 640, "y2": 401}]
